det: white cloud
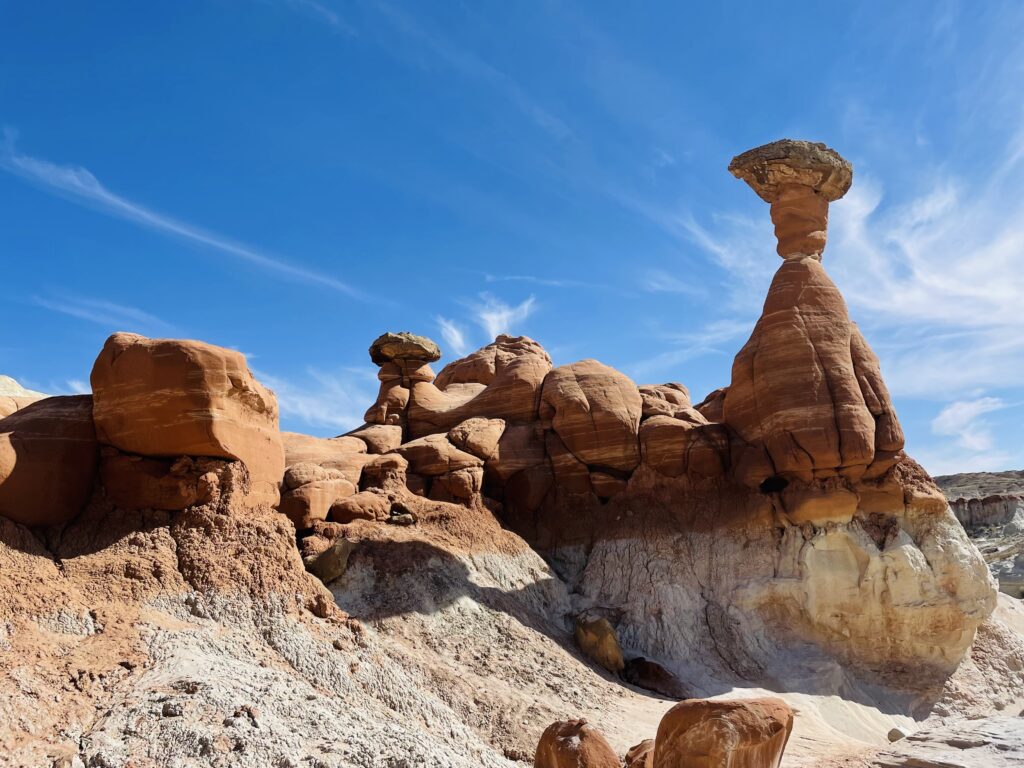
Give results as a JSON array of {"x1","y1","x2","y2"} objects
[
  {"x1": 1, "y1": 131, "x2": 364, "y2": 299},
  {"x1": 640, "y1": 269, "x2": 703, "y2": 297},
  {"x1": 436, "y1": 316, "x2": 469, "y2": 356},
  {"x1": 613, "y1": 191, "x2": 774, "y2": 313},
  {"x1": 626, "y1": 318, "x2": 752, "y2": 382},
  {"x1": 824, "y1": 165, "x2": 1024, "y2": 399},
  {"x1": 32, "y1": 293, "x2": 176, "y2": 335},
  {"x1": 931, "y1": 396, "x2": 1007, "y2": 452},
  {"x1": 468, "y1": 293, "x2": 536, "y2": 339},
  {"x1": 256, "y1": 366, "x2": 376, "y2": 436}
]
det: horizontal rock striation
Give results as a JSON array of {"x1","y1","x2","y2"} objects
[{"x1": 0, "y1": 139, "x2": 1012, "y2": 767}]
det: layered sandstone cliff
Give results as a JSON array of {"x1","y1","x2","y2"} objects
[{"x1": 937, "y1": 470, "x2": 1024, "y2": 600}]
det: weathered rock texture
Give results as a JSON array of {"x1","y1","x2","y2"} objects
[
  {"x1": 723, "y1": 257, "x2": 904, "y2": 489},
  {"x1": 729, "y1": 139, "x2": 852, "y2": 261},
  {"x1": 539, "y1": 360, "x2": 642, "y2": 474},
  {"x1": 534, "y1": 719, "x2": 619, "y2": 768},
  {"x1": 0, "y1": 396, "x2": 97, "y2": 526},
  {"x1": 0, "y1": 139, "x2": 1017, "y2": 768},
  {"x1": 91, "y1": 333, "x2": 285, "y2": 506},
  {"x1": 653, "y1": 697, "x2": 793, "y2": 768}
]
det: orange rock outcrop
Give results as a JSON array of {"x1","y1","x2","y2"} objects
[
  {"x1": 534, "y1": 719, "x2": 619, "y2": 768},
  {"x1": 91, "y1": 333, "x2": 285, "y2": 507},
  {"x1": 653, "y1": 698, "x2": 794, "y2": 768}
]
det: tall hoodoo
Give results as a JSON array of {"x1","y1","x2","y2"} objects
[{"x1": 723, "y1": 140, "x2": 903, "y2": 505}]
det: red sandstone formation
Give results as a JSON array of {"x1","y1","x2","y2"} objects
[
  {"x1": 0, "y1": 396, "x2": 97, "y2": 526},
  {"x1": 653, "y1": 698, "x2": 794, "y2": 768},
  {"x1": 722, "y1": 141, "x2": 904, "y2": 524},
  {"x1": 624, "y1": 739, "x2": 654, "y2": 768},
  {"x1": 90, "y1": 332, "x2": 285, "y2": 507},
  {"x1": 539, "y1": 360, "x2": 643, "y2": 475},
  {"x1": 728, "y1": 139, "x2": 852, "y2": 261},
  {"x1": 405, "y1": 335, "x2": 552, "y2": 439},
  {"x1": 0, "y1": 139, "x2": 1013, "y2": 768},
  {"x1": 534, "y1": 719, "x2": 620, "y2": 768}
]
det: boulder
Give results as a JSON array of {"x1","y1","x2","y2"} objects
[
  {"x1": 368, "y1": 331, "x2": 441, "y2": 365},
  {"x1": 640, "y1": 418, "x2": 729, "y2": 479},
  {"x1": 361, "y1": 453, "x2": 409, "y2": 492},
  {"x1": 540, "y1": 360, "x2": 642, "y2": 473},
  {"x1": 887, "y1": 726, "x2": 909, "y2": 743},
  {"x1": 281, "y1": 432, "x2": 369, "y2": 486},
  {"x1": 624, "y1": 740, "x2": 654, "y2": 768},
  {"x1": 90, "y1": 333, "x2": 285, "y2": 506},
  {"x1": 344, "y1": 423, "x2": 403, "y2": 454},
  {"x1": 394, "y1": 434, "x2": 483, "y2": 476},
  {"x1": 534, "y1": 719, "x2": 619, "y2": 768},
  {"x1": 447, "y1": 417, "x2": 505, "y2": 461},
  {"x1": 653, "y1": 697, "x2": 794, "y2": 768},
  {"x1": 0, "y1": 396, "x2": 98, "y2": 526},
  {"x1": 283, "y1": 462, "x2": 348, "y2": 491},
  {"x1": 504, "y1": 463, "x2": 553, "y2": 517},
  {"x1": 639, "y1": 383, "x2": 700, "y2": 421},
  {"x1": 589, "y1": 471, "x2": 627, "y2": 500},
  {"x1": 430, "y1": 466, "x2": 484, "y2": 503},
  {"x1": 279, "y1": 478, "x2": 356, "y2": 530},
  {"x1": 303, "y1": 537, "x2": 356, "y2": 584},
  {"x1": 407, "y1": 335, "x2": 552, "y2": 439},
  {"x1": 695, "y1": 388, "x2": 726, "y2": 423},
  {"x1": 330, "y1": 489, "x2": 392, "y2": 523},
  {"x1": 546, "y1": 431, "x2": 593, "y2": 495},
  {"x1": 574, "y1": 613, "x2": 624, "y2": 675}
]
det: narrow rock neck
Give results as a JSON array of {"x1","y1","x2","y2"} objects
[{"x1": 769, "y1": 183, "x2": 829, "y2": 260}]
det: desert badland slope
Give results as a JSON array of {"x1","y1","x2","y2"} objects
[{"x1": 2, "y1": 140, "x2": 1022, "y2": 768}]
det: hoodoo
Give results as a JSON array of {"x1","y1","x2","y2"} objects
[{"x1": 0, "y1": 141, "x2": 1018, "y2": 768}]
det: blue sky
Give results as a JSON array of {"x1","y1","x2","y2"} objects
[{"x1": 2, "y1": 1, "x2": 1023, "y2": 475}]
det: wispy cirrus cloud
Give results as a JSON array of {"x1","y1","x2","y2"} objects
[
  {"x1": 932, "y1": 396, "x2": 1008, "y2": 452},
  {"x1": 639, "y1": 269, "x2": 704, "y2": 297},
  {"x1": 373, "y1": 1, "x2": 573, "y2": 142},
  {"x1": 279, "y1": 0, "x2": 354, "y2": 34},
  {"x1": 626, "y1": 318, "x2": 752, "y2": 382},
  {"x1": 31, "y1": 292, "x2": 177, "y2": 335},
  {"x1": 483, "y1": 273, "x2": 601, "y2": 289},
  {"x1": 0, "y1": 131, "x2": 365, "y2": 299},
  {"x1": 917, "y1": 396, "x2": 1019, "y2": 474},
  {"x1": 255, "y1": 366, "x2": 377, "y2": 435},
  {"x1": 435, "y1": 316, "x2": 469, "y2": 356},
  {"x1": 282, "y1": 0, "x2": 572, "y2": 142},
  {"x1": 467, "y1": 293, "x2": 536, "y2": 340}
]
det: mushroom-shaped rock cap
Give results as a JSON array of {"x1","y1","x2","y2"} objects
[
  {"x1": 729, "y1": 139, "x2": 853, "y2": 203},
  {"x1": 369, "y1": 332, "x2": 441, "y2": 365}
]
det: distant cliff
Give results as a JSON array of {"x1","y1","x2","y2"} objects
[{"x1": 934, "y1": 470, "x2": 1024, "y2": 529}]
